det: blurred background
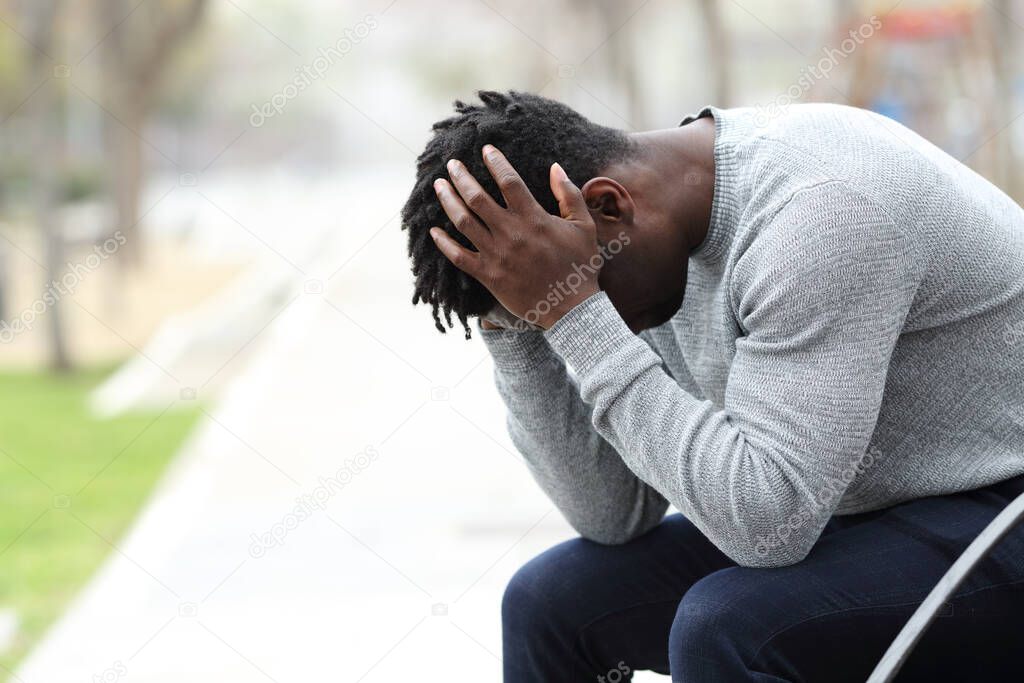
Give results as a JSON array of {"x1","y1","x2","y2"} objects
[{"x1": 0, "y1": 0, "x2": 1020, "y2": 680}]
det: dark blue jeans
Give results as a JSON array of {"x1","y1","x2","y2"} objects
[{"x1": 502, "y1": 475, "x2": 1024, "y2": 682}]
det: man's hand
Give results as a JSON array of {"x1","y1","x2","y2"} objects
[{"x1": 430, "y1": 145, "x2": 602, "y2": 329}]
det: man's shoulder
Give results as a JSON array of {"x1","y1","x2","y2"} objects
[{"x1": 730, "y1": 180, "x2": 923, "y2": 295}]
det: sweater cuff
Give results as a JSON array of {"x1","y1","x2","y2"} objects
[
  {"x1": 545, "y1": 292, "x2": 642, "y2": 376},
  {"x1": 480, "y1": 323, "x2": 561, "y2": 373}
]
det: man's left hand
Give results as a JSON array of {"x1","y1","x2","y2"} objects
[{"x1": 430, "y1": 145, "x2": 602, "y2": 329}]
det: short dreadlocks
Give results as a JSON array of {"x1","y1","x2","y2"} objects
[{"x1": 401, "y1": 90, "x2": 634, "y2": 338}]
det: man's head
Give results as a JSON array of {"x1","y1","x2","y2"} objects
[{"x1": 402, "y1": 90, "x2": 710, "y2": 337}]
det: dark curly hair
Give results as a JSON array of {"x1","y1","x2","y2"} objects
[{"x1": 401, "y1": 90, "x2": 634, "y2": 338}]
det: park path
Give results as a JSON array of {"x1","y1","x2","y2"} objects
[
  {"x1": 15, "y1": 171, "x2": 665, "y2": 682},
  {"x1": 13, "y1": 173, "x2": 592, "y2": 683}
]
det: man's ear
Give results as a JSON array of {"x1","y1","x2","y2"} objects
[{"x1": 580, "y1": 177, "x2": 634, "y2": 224}]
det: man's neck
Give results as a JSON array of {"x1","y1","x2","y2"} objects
[{"x1": 628, "y1": 118, "x2": 716, "y2": 253}]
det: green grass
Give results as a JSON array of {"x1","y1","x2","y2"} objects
[{"x1": 0, "y1": 366, "x2": 201, "y2": 677}]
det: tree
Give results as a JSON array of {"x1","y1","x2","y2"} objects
[
  {"x1": 23, "y1": 0, "x2": 70, "y2": 371},
  {"x1": 988, "y1": 0, "x2": 1020, "y2": 201},
  {"x1": 697, "y1": 0, "x2": 732, "y2": 107},
  {"x1": 591, "y1": 0, "x2": 647, "y2": 129},
  {"x1": 98, "y1": 0, "x2": 207, "y2": 264}
]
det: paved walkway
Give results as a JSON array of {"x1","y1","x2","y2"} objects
[{"x1": 15, "y1": 177, "x2": 663, "y2": 682}]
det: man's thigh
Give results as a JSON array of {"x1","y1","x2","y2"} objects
[
  {"x1": 502, "y1": 514, "x2": 734, "y2": 679},
  {"x1": 670, "y1": 482, "x2": 1024, "y2": 682}
]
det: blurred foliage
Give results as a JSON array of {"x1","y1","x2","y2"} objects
[
  {"x1": 0, "y1": 158, "x2": 30, "y2": 212},
  {"x1": 57, "y1": 164, "x2": 105, "y2": 203},
  {"x1": 0, "y1": 26, "x2": 27, "y2": 111}
]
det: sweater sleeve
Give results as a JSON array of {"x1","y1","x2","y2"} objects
[
  {"x1": 544, "y1": 185, "x2": 923, "y2": 567},
  {"x1": 480, "y1": 325, "x2": 668, "y2": 544}
]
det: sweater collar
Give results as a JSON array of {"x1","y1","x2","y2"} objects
[{"x1": 680, "y1": 105, "x2": 751, "y2": 267}]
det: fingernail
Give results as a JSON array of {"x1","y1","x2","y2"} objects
[
  {"x1": 429, "y1": 227, "x2": 441, "y2": 241},
  {"x1": 482, "y1": 144, "x2": 496, "y2": 158},
  {"x1": 446, "y1": 159, "x2": 459, "y2": 174},
  {"x1": 552, "y1": 162, "x2": 569, "y2": 182}
]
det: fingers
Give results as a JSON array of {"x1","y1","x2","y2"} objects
[
  {"x1": 430, "y1": 227, "x2": 483, "y2": 279},
  {"x1": 433, "y1": 178, "x2": 490, "y2": 250},
  {"x1": 549, "y1": 162, "x2": 590, "y2": 225},
  {"x1": 446, "y1": 158, "x2": 503, "y2": 226},
  {"x1": 480, "y1": 145, "x2": 538, "y2": 214}
]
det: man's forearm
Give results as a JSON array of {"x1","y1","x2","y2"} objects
[
  {"x1": 482, "y1": 326, "x2": 668, "y2": 544},
  {"x1": 540, "y1": 186, "x2": 917, "y2": 568}
]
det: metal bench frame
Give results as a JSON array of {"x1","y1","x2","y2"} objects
[{"x1": 867, "y1": 491, "x2": 1024, "y2": 682}]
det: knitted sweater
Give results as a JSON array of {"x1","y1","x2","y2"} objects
[{"x1": 481, "y1": 103, "x2": 1024, "y2": 568}]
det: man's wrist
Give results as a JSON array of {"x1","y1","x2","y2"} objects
[
  {"x1": 479, "y1": 320, "x2": 560, "y2": 373},
  {"x1": 544, "y1": 291, "x2": 641, "y2": 377},
  {"x1": 535, "y1": 284, "x2": 602, "y2": 329}
]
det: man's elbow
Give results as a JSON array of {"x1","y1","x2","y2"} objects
[
  {"x1": 728, "y1": 531, "x2": 816, "y2": 569},
  {"x1": 576, "y1": 525, "x2": 649, "y2": 546},
  {"x1": 575, "y1": 528, "x2": 631, "y2": 545},
  {"x1": 570, "y1": 512, "x2": 664, "y2": 547}
]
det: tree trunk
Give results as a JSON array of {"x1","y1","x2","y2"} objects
[
  {"x1": 0, "y1": 241, "x2": 8, "y2": 321},
  {"x1": 98, "y1": 0, "x2": 208, "y2": 268},
  {"x1": 697, "y1": 0, "x2": 732, "y2": 106},
  {"x1": 107, "y1": 98, "x2": 146, "y2": 265},
  {"x1": 990, "y1": 0, "x2": 1019, "y2": 201},
  {"x1": 43, "y1": 225, "x2": 70, "y2": 372},
  {"x1": 25, "y1": 0, "x2": 70, "y2": 372}
]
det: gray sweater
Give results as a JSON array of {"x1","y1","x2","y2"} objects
[{"x1": 481, "y1": 104, "x2": 1024, "y2": 568}]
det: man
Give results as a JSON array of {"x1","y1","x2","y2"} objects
[{"x1": 400, "y1": 90, "x2": 1024, "y2": 681}]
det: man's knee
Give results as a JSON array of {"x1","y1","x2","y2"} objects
[
  {"x1": 502, "y1": 538, "x2": 586, "y2": 639},
  {"x1": 669, "y1": 567, "x2": 759, "y2": 678}
]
